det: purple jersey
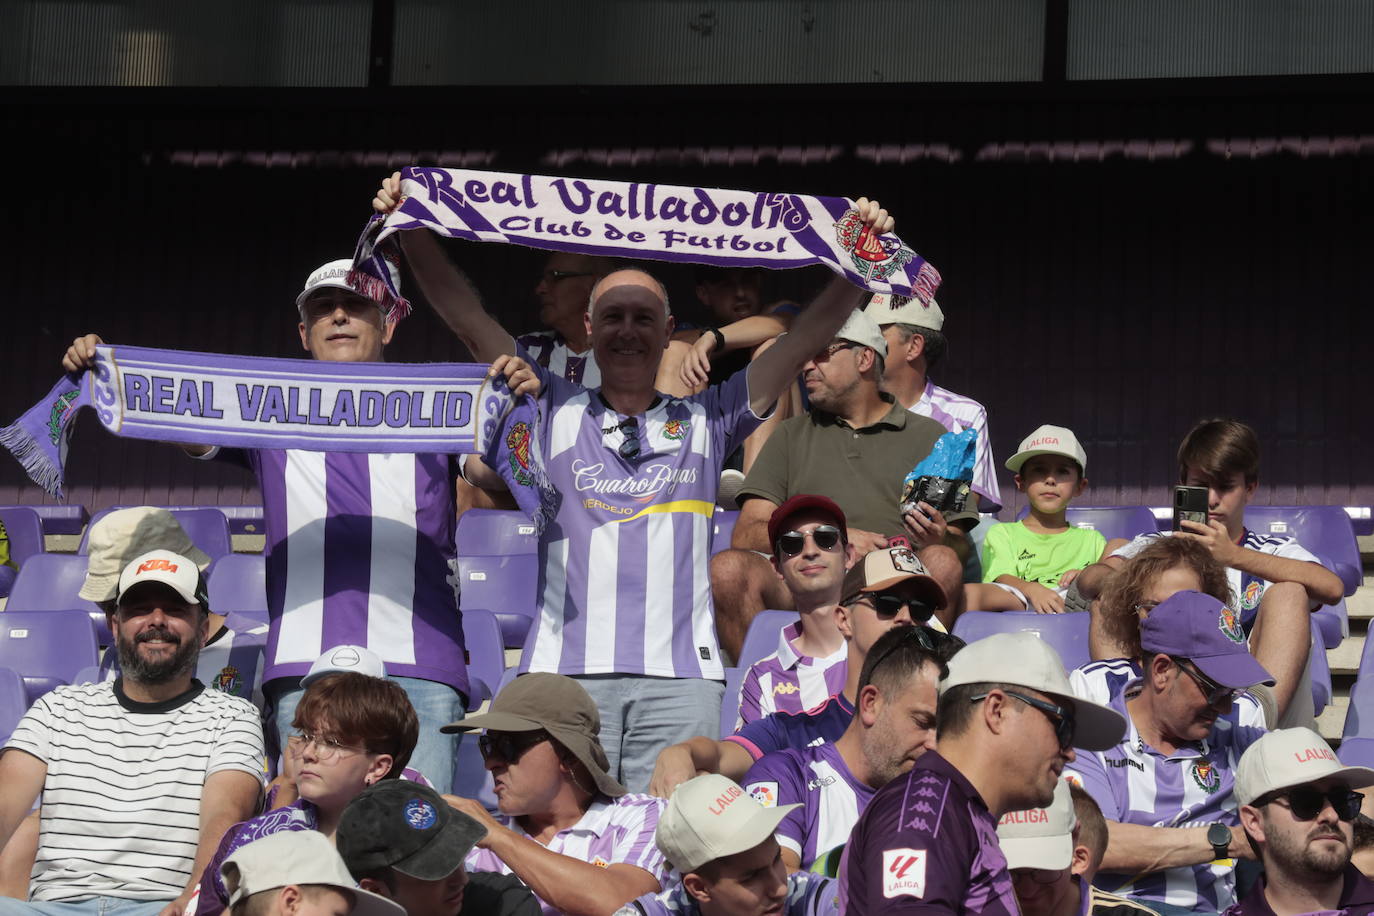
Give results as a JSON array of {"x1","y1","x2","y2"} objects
[
  {"x1": 744, "y1": 742, "x2": 874, "y2": 869},
  {"x1": 1223, "y1": 866, "x2": 1374, "y2": 916},
  {"x1": 1065, "y1": 678, "x2": 1267, "y2": 913},
  {"x1": 840, "y1": 750, "x2": 1018, "y2": 916},
  {"x1": 518, "y1": 360, "x2": 765, "y2": 679},
  {"x1": 737, "y1": 621, "x2": 848, "y2": 727},
  {"x1": 517, "y1": 329, "x2": 600, "y2": 387},
  {"x1": 208, "y1": 447, "x2": 468, "y2": 693},
  {"x1": 726, "y1": 693, "x2": 855, "y2": 762},
  {"x1": 617, "y1": 872, "x2": 839, "y2": 916}
]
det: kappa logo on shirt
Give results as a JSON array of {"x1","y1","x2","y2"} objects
[
  {"x1": 772, "y1": 682, "x2": 799, "y2": 697},
  {"x1": 882, "y1": 848, "x2": 928, "y2": 899}
]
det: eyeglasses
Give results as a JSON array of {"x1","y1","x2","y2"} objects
[
  {"x1": 1132, "y1": 600, "x2": 1160, "y2": 614},
  {"x1": 614, "y1": 417, "x2": 640, "y2": 460},
  {"x1": 865, "y1": 626, "x2": 964, "y2": 682},
  {"x1": 1169, "y1": 657, "x2": 1244, "y2": 707},
  {"x1": 478, "y1": 730, "x2": 550, "y2": 763},
  {"x1": 811, "y1": 341, "x2": 857, "y2": 363},
  {"x1": 776, "y1": 525, "x2": 843, "y2": 557},
  {"x1": 541, "y1": 269, "x2": 596, "y2": 284},
  {"x1": 973, "y1": 689, "x2": 1076, "y2": 750},
  {"x1": 287, "y1": 730, "x2": 367, "y2": 762},
  {"x1": 1259, "y1": 786, "x2": 1364, "y2": 822},
  {"x1": 1011, "y1": 867, "x2": 1066, "y2": 886}
]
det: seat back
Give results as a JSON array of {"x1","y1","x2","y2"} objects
[
  {"x1": 0, "y1": 610, "x2": 100, "y2": 704},
  {"x1": 736, "y1": 610, "x2": 797, "y2": 673},
  {"x1": 713, "y1": 509, "x2": 740, "y2": 554},
  {"x1": 456, "y1": 510, "x2": 538, "y2": 557},
  {"x1": 718, "y1": 667, "x2": 745, "y2": 738},
  {"x1": 208, "y1": 553, "x2": 268, "y2": 619},
  {"x1": 0, "y1": 667, "x2": 29, "y2": 743},
  {"x1": 1242, "y1": 506, "x2": 1361, "y2": 596},
  {"x1": 461, "y1": 609, "x2": 506, "y2": 710},
  {"x1": 0, "y1": 507, "x2": 45, "y2": 567},
  {"x1": 952, "y1": 611, "x2": 1090, "y2": 671},
  {"x1": 1013, "y1": 505, "x2": 1159, "y2": 543},
  {"x1": 79, "y1": 507, "x2": 233, "y2": 561}
]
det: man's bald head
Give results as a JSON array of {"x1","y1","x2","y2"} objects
[{"x1": 589, "y1": 269, "x2": 671, "y2": 318}]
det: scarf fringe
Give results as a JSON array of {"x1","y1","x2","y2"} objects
[
  {"x1": 0, "y1": 420, "x2": 63, "y2": 498},
  {"x1": 346, "y1": 267, "x2": 412, "y2": 323}
]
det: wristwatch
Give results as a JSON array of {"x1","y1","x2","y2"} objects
[
  {"x1": 705, "y1": 327, "x2": 726, "y2": 354},
  {"x1": 1207, "y1": 823, "x2": 1231, "y2": 860}
]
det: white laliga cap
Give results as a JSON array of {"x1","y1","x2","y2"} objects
[
  {"x1": 302, "y1": 645, "x2": 389, "y2": 687},
  {"x1": 941, "y1": 632, "x2": 1126, "y2": 752},
  {"x1": 1005, "y1": 425, "x2": 1088, "y2": 475},
  {"x1": 833, "y1": 307, "x2": 887, "y2": 358},
  {"x1": 1235, "y1": 727, "x2": 1374, "y2": 806},
  {"x1": 222, "y1": 830, "x2": 404, "y2": 916},
  {"x1": 655, "y1": 774, "x2": 800, "y2": 873},
  {"x1": 864, "y1": 292, "x2": 945, "y2": 331},
  {"x1": 116, "y1": 549, "x2": 208, "y2": 608},
  {"x1": 997, "y1": 778, "x2": 1076, "y2": 871}
]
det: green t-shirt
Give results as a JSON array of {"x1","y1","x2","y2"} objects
[{"x1": 980, "y1": 520, "x2": 1106, "y2": 588}]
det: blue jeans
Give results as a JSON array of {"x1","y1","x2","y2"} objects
[
  {"x1": 0, "y1": 898, "x2": 170, "y2": 916},
  {"x1": 268, "y1": 676, "x2": 463, "y2": 791},
  {"x1": 573, "y1": 675, "x2": 725, "y2": 794}
]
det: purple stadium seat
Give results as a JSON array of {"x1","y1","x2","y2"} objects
[
  {"x1": 1307, "y1": 618, "x2": 1330, "y2": 715},
  {"x1": 1339, "y1": 636, "x2": 1374, "y2": 745},
  {"x1": 207, "y1": 553, "x2": 268, "y2": 620},
  {"x1": 713, "y1": 509, "x2": 740, "y2": 553},
  {"x1": 452, "y1": 736, "x2": 499, "y2": 810},
  {"x1": 737, "y1": 610, "x2": 797, "y2": 673},
  {"x1": 1243, "y1": 506, "x2": 1360, "y2": 597},
  {"x1": 0, "y1": 610, "x2": 99, "y2": 704},
  {"x1": 6, "y1": 554, "x2": 111, "y2": 644},
  {"x1": 0, "y1": 667, "x2": 28, "y2": 743},
  {"x1": 461, "y1": 608, "x2": 506, "y2": 710},
  {"x1": 0, "y1": 507, "x2": 46, "y2": 567},
  {"x1": 952, "y1": 611, "x2": 1091, "y2": 671},
  {"x1": 1311, "y1": 598, "x2": 1348, "y2": 651},
  {"x1": 457, "y1": 555, "x2": 538, "y2": 649},
  {"x1": 28, "y1": 505, "x2": 89, "y2": 536},
  {"x1": 718, "y1": 667, "x2": 745, "y2": 738},
  {"x1": 78, "y1": 507, "x2": 233, "y2": 561},
  {"x1": 456, "y1": 510, "x2": 538, "y2": 557},
  {"x1": 1012, "y1": 505, "x2": 1159, "y2": 544}
]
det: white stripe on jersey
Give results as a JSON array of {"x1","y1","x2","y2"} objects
[
  {"x1": 550, "y1": 391, "x2": 591, "y2": 459},
  {"x1": 644, "y1": 513, "x2": 677, "y2": 667},
  {"x1": 279, "y1": 450, "x2": 328, "y2": 664},
  {"x1": 530, "y1": 537, "x2": 571, "y2": 672},
  {"x1": 1127, "y1": 753, "x2": 1158, "y2": 820},
  {"x1": 584, "y1": 521, "x2": 621, "y2": 672},
  {"x1": 688, "y1": 512, "x2": 719, "y2": 673},
  {"x1": 811, "y1": 757, "x2": 865, "y2": 859},
  {"x1": 367, "y1": 453, "x2": 418, "y2": 665}
]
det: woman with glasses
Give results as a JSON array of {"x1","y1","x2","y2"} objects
[{"x1": 192, "y1": 672, "x2": 419, "y2": 916}]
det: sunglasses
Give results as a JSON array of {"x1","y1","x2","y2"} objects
[
  {"x1": 1170, "y1": 657, "x2": 1244, "y2": 707},
  {"x1": 614, "y1": 417, "x2": 640, "y2": 460},
  {"x1": 973, "y1": 689, "x2": 1077, "y2": 750},
  {"x1": 865, "y1": 626, "x2": 965, "y2": 681},
  {"x1": 478, "y1": 729, "x2": 550, "y2": 763},
  {"x1": 854, "y1": 593, "x2": 937, "y2": 623},
  {"x1": 1261, "y1": 787, "x2": 1365, "y2": 822},
  {"x1": 776, "y1": 525, "x2": 843, "y2": 557},
  {"x1": 542, "y1": 269, "x2": 597, "y2": 284},
  {"x1": 811, "y1": 341, "x2": 857, "y2": 363}
]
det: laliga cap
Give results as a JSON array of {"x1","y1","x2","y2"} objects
[
  {"x1": 337, "y1": 781, "x2": 487, "y2": 881},
  {"x1": 766, "y1": 494, "x2": 848, "y2": 551},
  {"x1": 997, "y1": 778, "x2": 1077, "y2": 871},
  {"x1": 1139, "y1": 591, "x2": 1274, "y2": 690},
  {"x1": 832, "y1": 308, "x2": 887, "y2": 358},
  {"x1": 864, "y1": 292, "x2": 945, "y2": 332},
  {"x1": 941, "y1": 632, "x2": 1127, "y2": 752},
  {"x1": 1234, "y1": 727, "x2": 1374, "y2": 806},
  {"x1": 222, "y1": 830, "x2": 404, "y2": 916},
  {"x1": 656, "y1": 774, "x2": 800, "y2": 873},
  {"x1": 302, "y1": 645, "x2": 388, "y2": 687},
  {"x1": 296, "y1": 258, "x2": 403, "y2": 321},
  {"x1": 79, "y1": 507, "x2": 212, "y2": 603},
  {"x1": 841, "y1": 546, "x2": 947, "y2": 611},
  {"x1": 116, "y1": 550, "x2": 208, "y2": 608},
  {"x1": 1005, "y1": 425, "x2": 1088, "y2": 475}
]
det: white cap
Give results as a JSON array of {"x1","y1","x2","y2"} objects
[
  {"x1": 941, "y1": 632, "x2": 1126, "y2": 752},
  {"x1": 1235, "y1": 727, "x2": 1374, "y2": 806},
  {"x1": 833, "y1": 308, "x2": 887, "y2": 358},
  {"x1": 222, "y1": 830, "x2": 404, "y2": 916},
  {"x1": 302, "y1": 645, "x2": 388, "y2": 687},
  {"x1": 295, "y1": 259, "x2": 395, "y2": 314},
  {"x1": 80, "y1": 507, "x2": 211, "y2": 603},
  {"x1": 997, "y1": 779, "x2": 1076, "y2": 870},
  {"x1": 656, "y1": 774, "x2": 800, "y2": 873},
  {"x1": 864, "y1": 292, "x2": 945, "y2": 331},
  {"x1": 1005, "y1": 425, "x2": 1088, "y2": 474},
  {"x1": 116, "y1": 549, "x2": 208, "y2": 608}
]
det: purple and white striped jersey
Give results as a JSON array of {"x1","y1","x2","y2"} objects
[
  {"x1": 910, "y1": 380, "x2": 1001, "y2": 512},
  {"x1": 517, "y1": 329, "x2": 600, "y2": 387},
  {"x1": 518, "y1": 361, "x2": 765, "y2": 679},
  {"x1": 465, "y1": 794, "x2": 674, "y2": 916},
  {"x1": 744, "y1": 742, "x2": 874, "y2": 869},
  {"x1": 1112, "y1": 530, "x2": 1323, "y2": 628},
  {"x1": 617, "y1": 872, "x2": 839, "y2": 916},
  {"x1": 1070, "y1": 659, "x2": 1267, "y2": 730},
  {"x1": 840, "y1": 750, "x2": 1018, "y2": 915},
  {"x1": 736, "y1": 621, "x2": 848, "y2": 727},
  {"x1": 1065, "y1": 678, "x2": 1267, "y2": 914},
  {"x1": 206, "y1": 448, "x2": 468, "y2": 694}
]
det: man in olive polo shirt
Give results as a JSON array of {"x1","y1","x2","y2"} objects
[{"x1": 710, "y1": 307, "x2": 971, "y2": 656}]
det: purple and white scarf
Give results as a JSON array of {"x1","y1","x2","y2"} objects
[{"x1": 350, "y1": 168, "x2": 942, "y2": 319}]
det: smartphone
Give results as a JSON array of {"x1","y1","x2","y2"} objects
[{"x1": 1173, "y1": 485, "x2": 1209, "y2": 530}]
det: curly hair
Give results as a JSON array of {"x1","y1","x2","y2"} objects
[{"x1": 1098, "y1": 537, "x2": 1232, "y2": 658}]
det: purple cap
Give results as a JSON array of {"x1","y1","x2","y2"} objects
[{"x1": 1139, "y1": 591, "x2": 1274, "y2": 689}]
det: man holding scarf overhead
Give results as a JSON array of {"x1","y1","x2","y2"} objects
[{"x1": 373, "y1": 179, "x2": 903, "y2": 792}]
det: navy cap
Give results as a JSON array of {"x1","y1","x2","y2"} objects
[{"x1": 1139, "y1": 591, "x2": 1274, "y2": 689}]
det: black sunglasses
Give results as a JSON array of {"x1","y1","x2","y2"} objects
[
  {"x1": 854, "y1": 593, "x2": 937, "y2": 623},
  {"x1": 542, "y1": 269, "x2": 597, "y2": 284},
  {"x1": 973, "y1": 689, "x2": 1076, "y2": 750},
  {"x1": 1261, "y1": 786, "x2": 1365, "y2": 822},
  {"x1": 866, "y1": 626, "x2": 965, "y2": 681},
  {"x1": 478, "y1": 729, "x2": 549, "y2": 762},
  {"x1": 776, "y1": 525, "x2": 843, "y2": 557},
  {"x1": 1170, "y1": 657, "x2": 1244, "y2": 707},
  {"x1": 615, "y1": 417, "x2": 640, "y2": 460}
]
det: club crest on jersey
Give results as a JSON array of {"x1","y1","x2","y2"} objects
[
  {"x1": 505, "y1": 421, "x2": 534, "y2": 487},
  {"x1": 747, "y1": 781, "x2": 778, "y2": 808},
  {"x1": 47, "y1": 389, "x2": 80, "y2": 447},
  {"x1": 1218, "y1": 605, "x2": 1245, "y2": 644},
  {"x1": 1241, "y1": 580, "x2": 1264, "y2": 611},
  {"x1": 662, "y1": 419, "x2": 688, "y2": 441},
  {"x1": 1191, "y1": 761, "x2": 1220, "y2": 793},
  {"x1": 215, "y1": 665, "x2": 240, "y2": 694},
  {"x1": 834, "y1": 210, "x2": 913, "y2": 283},
  {"x1": 882, "y1": 849, "x2": 928, "y2": 899}
]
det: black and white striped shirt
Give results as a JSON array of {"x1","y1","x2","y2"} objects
[{"x1": 4, "y1": 680, "x2": 264, "y2": 903}]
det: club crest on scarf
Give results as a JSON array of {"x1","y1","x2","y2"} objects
[
  {"x1": 1190, "y1": 761, "x2": 1220, "y2": 794},
  {"x1": 662, "y1": 419, "x2": 688, "y2": 441},
  {"x1": 505, "y1": 422, "x2": 534, "y2": 487},
  {"x1": 47, "y1": 389, "x2": 80, "y2": 447},
  {"x1": 835, "y1": 209, "x2": 914, "y2": 283},
  {"x1": 1217, "y1": 605, "x2": 1245, "y2": 644}
]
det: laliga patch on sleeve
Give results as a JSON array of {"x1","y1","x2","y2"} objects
[
  {"x1": 747, "y1": 781, "x2": 779, "y2": 808},
  {"x1": 882, "y1": 848, "x2": 927, "y2": 899}
]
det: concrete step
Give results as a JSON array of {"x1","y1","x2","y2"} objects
[
  {"x1": 1351, "y1": 587, "x2": 1374, "y2": 621},
  {"x1": 1328, "y1": 635, "x2": 1365, "y2": 676},
  {"x1": 1318, "y1": 695, "x2": 1349, "y2": 743}
]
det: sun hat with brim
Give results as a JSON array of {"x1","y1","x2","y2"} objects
[
  {"x1": 337, "y1": 781, "x2": 487, "y2": 881},
  {"x1": 222, "y1": 830, "x2": 404, "y2": 916},
  {"x1": 1234, "y1": 727, "x2": 1374, "y2": 806},
  {"x1": 79, "y1": 507, "x2": 211, "y2": 603},
  {"x1": 657, "y1": 774, "x2": 801, "y2": 873},
  {"x1": 941, "y1": 632, "x2": 1127, "y2": 752},
  {"x1": 1140, "y1": 591, "x2": 1275, "y2": 690},
  {"x1": 442, "y1": 672, "x2": 626, "y2": 797},
  {"x1": 841, "y1": 547, "x2": 947, "y2": 611},
  {"x1": 997, "y1": 778, "x2": 1076, "y2": 871}
]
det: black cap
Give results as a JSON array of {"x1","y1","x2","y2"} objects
[{"x1": 337, "y1": 782, "x2": 487, "y2": 881}]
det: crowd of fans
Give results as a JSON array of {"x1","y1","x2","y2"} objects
[{"x1": 0, "y1": 178, "x2": 1370, "y2": 916}]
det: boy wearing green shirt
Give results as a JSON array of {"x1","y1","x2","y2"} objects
[{"x1": 971, "y1": 425, "x2": 1108, "y2": 613}]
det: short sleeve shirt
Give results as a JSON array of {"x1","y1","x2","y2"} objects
[
  {"x1": 101, "y1": 613, "x2": 269, "y2": 710},
  {"x1": 1069, "y1": 659, "x2": 1268, "y2": 730},
  {"x1": 981, "y1": 522, "x2": 1107, "y2": 588},
  {"x1": 840, "y1": 750, "x2": 1019, "y2": 915},
  {"x1": 744, "y1": 743, "x2": 874, "y2": 869},
  {"x1": 736, "y1": 621, "x2": 848, "y2": 727},
  {"x1": 725, "y1": 694, "x2": 855, "y2": 762},
  {"x1": 617, "y1": 872, "x2": 839, "y2": 916}
]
